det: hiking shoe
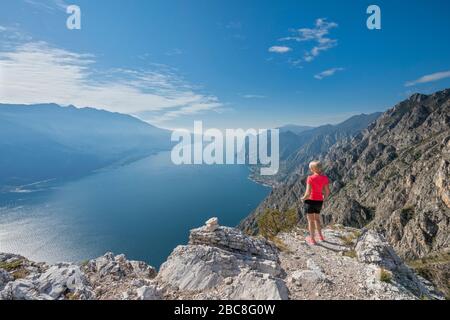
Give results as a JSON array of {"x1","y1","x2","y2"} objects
[
  {"x1": 317, "y1": 234, "x2": 325, "y2": 241},
  {"x1": 306, "y1": 236, "x2": 317, "y2": 245}
]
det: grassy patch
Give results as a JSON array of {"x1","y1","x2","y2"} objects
[
  {"x1": 353, "y1": 230, "x2": 362, "y2": 239},
  {"x1": 329, "y1": 224, "x2": 346, "y2": 231},
  {"x1": 342, "y1": 250, "x2": 357, "y2": 259},
  {"x1": 407, "y1": 252, "x2": 450, "y2": 269},
  {"x1": 379, "y1": 268, "x2": 392, "y2": 283},
  {"x1": 0, "y1": 260, "x2": 23, "y2": 271},
  {"x1": 66, "y1": 292, "x2": 80, "y2": 300},
  {"x1": 257, "y1": 208, "x2": 299, "y2": 239},
  {"x1": 80, "y1": 260, "x2": 90, "y2": 267},
  {"x1": 269, "y1": 236, "x2": 290, "y2": 253},
  {"x1": 12, "y1": 269, "x2": 30, "y2": 280},
  {"x1": 407, "y1": 252, "x2": 450, "y2": 299},
  {"x1": 340, "y1": 235, "x2": 354, "y2": 246},
  {"x1": 339, "y1": 231, "x2": 361, "y2": 247}
]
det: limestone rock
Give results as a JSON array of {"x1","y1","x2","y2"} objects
[
  {"x1": 205, "y1": 217, "x2": 219, "y2": 232},
  {"x1": 1, "y1": 279, "x2": 46, "y2": 300},
  {"x1": 135, "y1": 285, "x2": 162, "y2": 300},
  {"x1": 37, "y1": 264, "x2": 93, "y2": 300},
  {"x1": 226, "y1": 271, "x2": 289, "y2": 300},
  {"x1": 355, "y1": 230, "x2": 405, "y2": 271},
  {"x1": 0, "y1": 269, "x2": 13, "y2": 290},
  {"x1": 355, "y1": 229, "x2": 443, "y2": 299},
  {"x1": 190, "y1": 224, "x2": 278, "y2": 261},
  {"x1": 86, "y1": 252, "x2": 156, "y2": 280},
  {"x1": 157, "y1": 221, "x2": 287, "y2": 300},
  {"x1": 0, "y1": 264, "x2": 93, "y2": 300}
]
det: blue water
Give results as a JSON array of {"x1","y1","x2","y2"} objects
[{"x1": 0, "y1": 152, "x2": 269, "y2": 268}]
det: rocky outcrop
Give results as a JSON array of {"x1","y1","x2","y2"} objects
[
  {"x1": 84, "y1": 252, "x2": 159, "y2": 300},
  {"x1": 355, "y1": 230, "x2": 439, "y2": 298},
  {"x1": 0, "y1": 254, "x2": 93, "y2": 300},
  {"x1": 157, "y1": 220, "x2": 287, "y2": 300},
  {"x1": 0, "y1": 219, "x2": 445, "y2": 300},
  {"x1": 279, "y1": 226, "x2": 442, "y2": 300}
]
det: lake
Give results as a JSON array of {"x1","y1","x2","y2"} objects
[{"x1": 0, "y1": 152, "x2": 270, "y2": 268}]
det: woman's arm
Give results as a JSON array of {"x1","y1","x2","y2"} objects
[
  {"x1": 323, "y1": 184, "x2": 330, "y2": 201},
  {"x1": 301, "y1": 184, "x2": 312, "y2": 201}
]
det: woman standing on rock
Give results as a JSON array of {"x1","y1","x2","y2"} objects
[{"x1": 301, "y1": 161, "x2": 330, "y2": 245}]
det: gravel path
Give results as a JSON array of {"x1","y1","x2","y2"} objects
[{"x1": 278, "y1": 226, "x2": 417, "y2": 300}]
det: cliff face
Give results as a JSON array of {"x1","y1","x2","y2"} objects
[
  {"x1": 0, "y1": 219, "x2": 444, "y2": 300},
  {"x1": 321, "y1": 89, "x2": 450, "y2": 261}
]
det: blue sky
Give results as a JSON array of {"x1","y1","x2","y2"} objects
[{"x1": 0, "y1": 0, "x2": 449, "y2": 130}]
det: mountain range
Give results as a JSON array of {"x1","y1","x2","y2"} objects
[{"x1": 0, "y1": 103, "x2": 171, "y2": 186}]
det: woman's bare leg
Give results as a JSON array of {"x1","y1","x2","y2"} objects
[
  {"x1": 314, "y1": 214, "x2": 323, "y2": 238},
  {"x1": 307, "y1": 214, "x2": 316, "y2": 240}
]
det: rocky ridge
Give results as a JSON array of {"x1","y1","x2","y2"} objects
[{"x1": 0, "y1": 219, "x2": 444, "y2": 300}]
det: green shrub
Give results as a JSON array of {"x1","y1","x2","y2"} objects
[
  {"x1": 12, "y1": 269, "x2": 29, "y2": 280},
  {"x1": 379, "y1": 268, "x2": 392, "y2": 283},
  {"x1": 339, "y1": 230, "x2": 361, "y2": 247},
  {"x1": 400, "y1": 206, "x2": 415, "y2": 225},
  {"x1": 342, "y1": 250, "x2": 357, "y2": 259},
  {"x1": 270, "y1": 236, "x2": 290, "y2": 252},
  {"x1": 257, "y1": 208, "x2": 299, "y2": 239},
  {"x1": 0, "y1": 260, "x2": 23, "y2": 271}
]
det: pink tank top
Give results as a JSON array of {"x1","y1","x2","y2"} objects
[{"x1": 307, "y1": 174, "x2": 329, "y2": 201}]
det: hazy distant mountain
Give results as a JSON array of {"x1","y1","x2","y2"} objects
[
  {"x1": 278, "y1": 124, "x2": 314, "y2": 135},
  {"x1": 281, "y1": 113, "x2": 383, "y2": 174},
  {"x1": 0, "y1": 103, "x2": 171, "y2": 186},
  {"x1": 249, "y1": 113, "x2": 382, "y2": 184}
]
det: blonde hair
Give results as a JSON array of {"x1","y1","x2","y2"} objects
[{"x1": 309, "y1": 161, "x2": 323, "y2": 174}]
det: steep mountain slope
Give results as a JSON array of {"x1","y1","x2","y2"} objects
[
  {"x1": 0, "y1": 103, "x2": 171, "y2": 186},
  {"x1": 241, "y1": 89, "x2": 450, "y2": 295},
  {"x1": 320, "y1": 89, "x2": 450, "y2": 260}
]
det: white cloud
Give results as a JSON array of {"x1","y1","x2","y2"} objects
[
  {"x1": 280, "y1": 18, "x2": 338, "y2": 63},
  {"x1": 405, "y1": 70, "x2": 450, "y2": 87},
  {"x1": 242, "y1": 94, "x2": 266, "y2": 99},
  {"x1": 165, "y1": 48, "x2": 183, "y2": 56},
  {"x1": 314, "y1": 67, "x2": 344, "y2": 80},
  {"x1": 226, "y1": 21, "x2": 242, "y2": 29},
  {"x1": 0, "y1": 25, "x2": 32, "y2": 44},
  {"x1": 0, "y1": 42, "x2": 224, "y2": 126},
  {"x1": 268, "y1": 46, "x2": 292, "y2": 54},
  {"x1": 24, "y1": 0, "x2": 68, "y2": 12}
]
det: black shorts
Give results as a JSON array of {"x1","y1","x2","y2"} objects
[{"x1": 304, "y1": 200, "x2": 324, "y2": 214}]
